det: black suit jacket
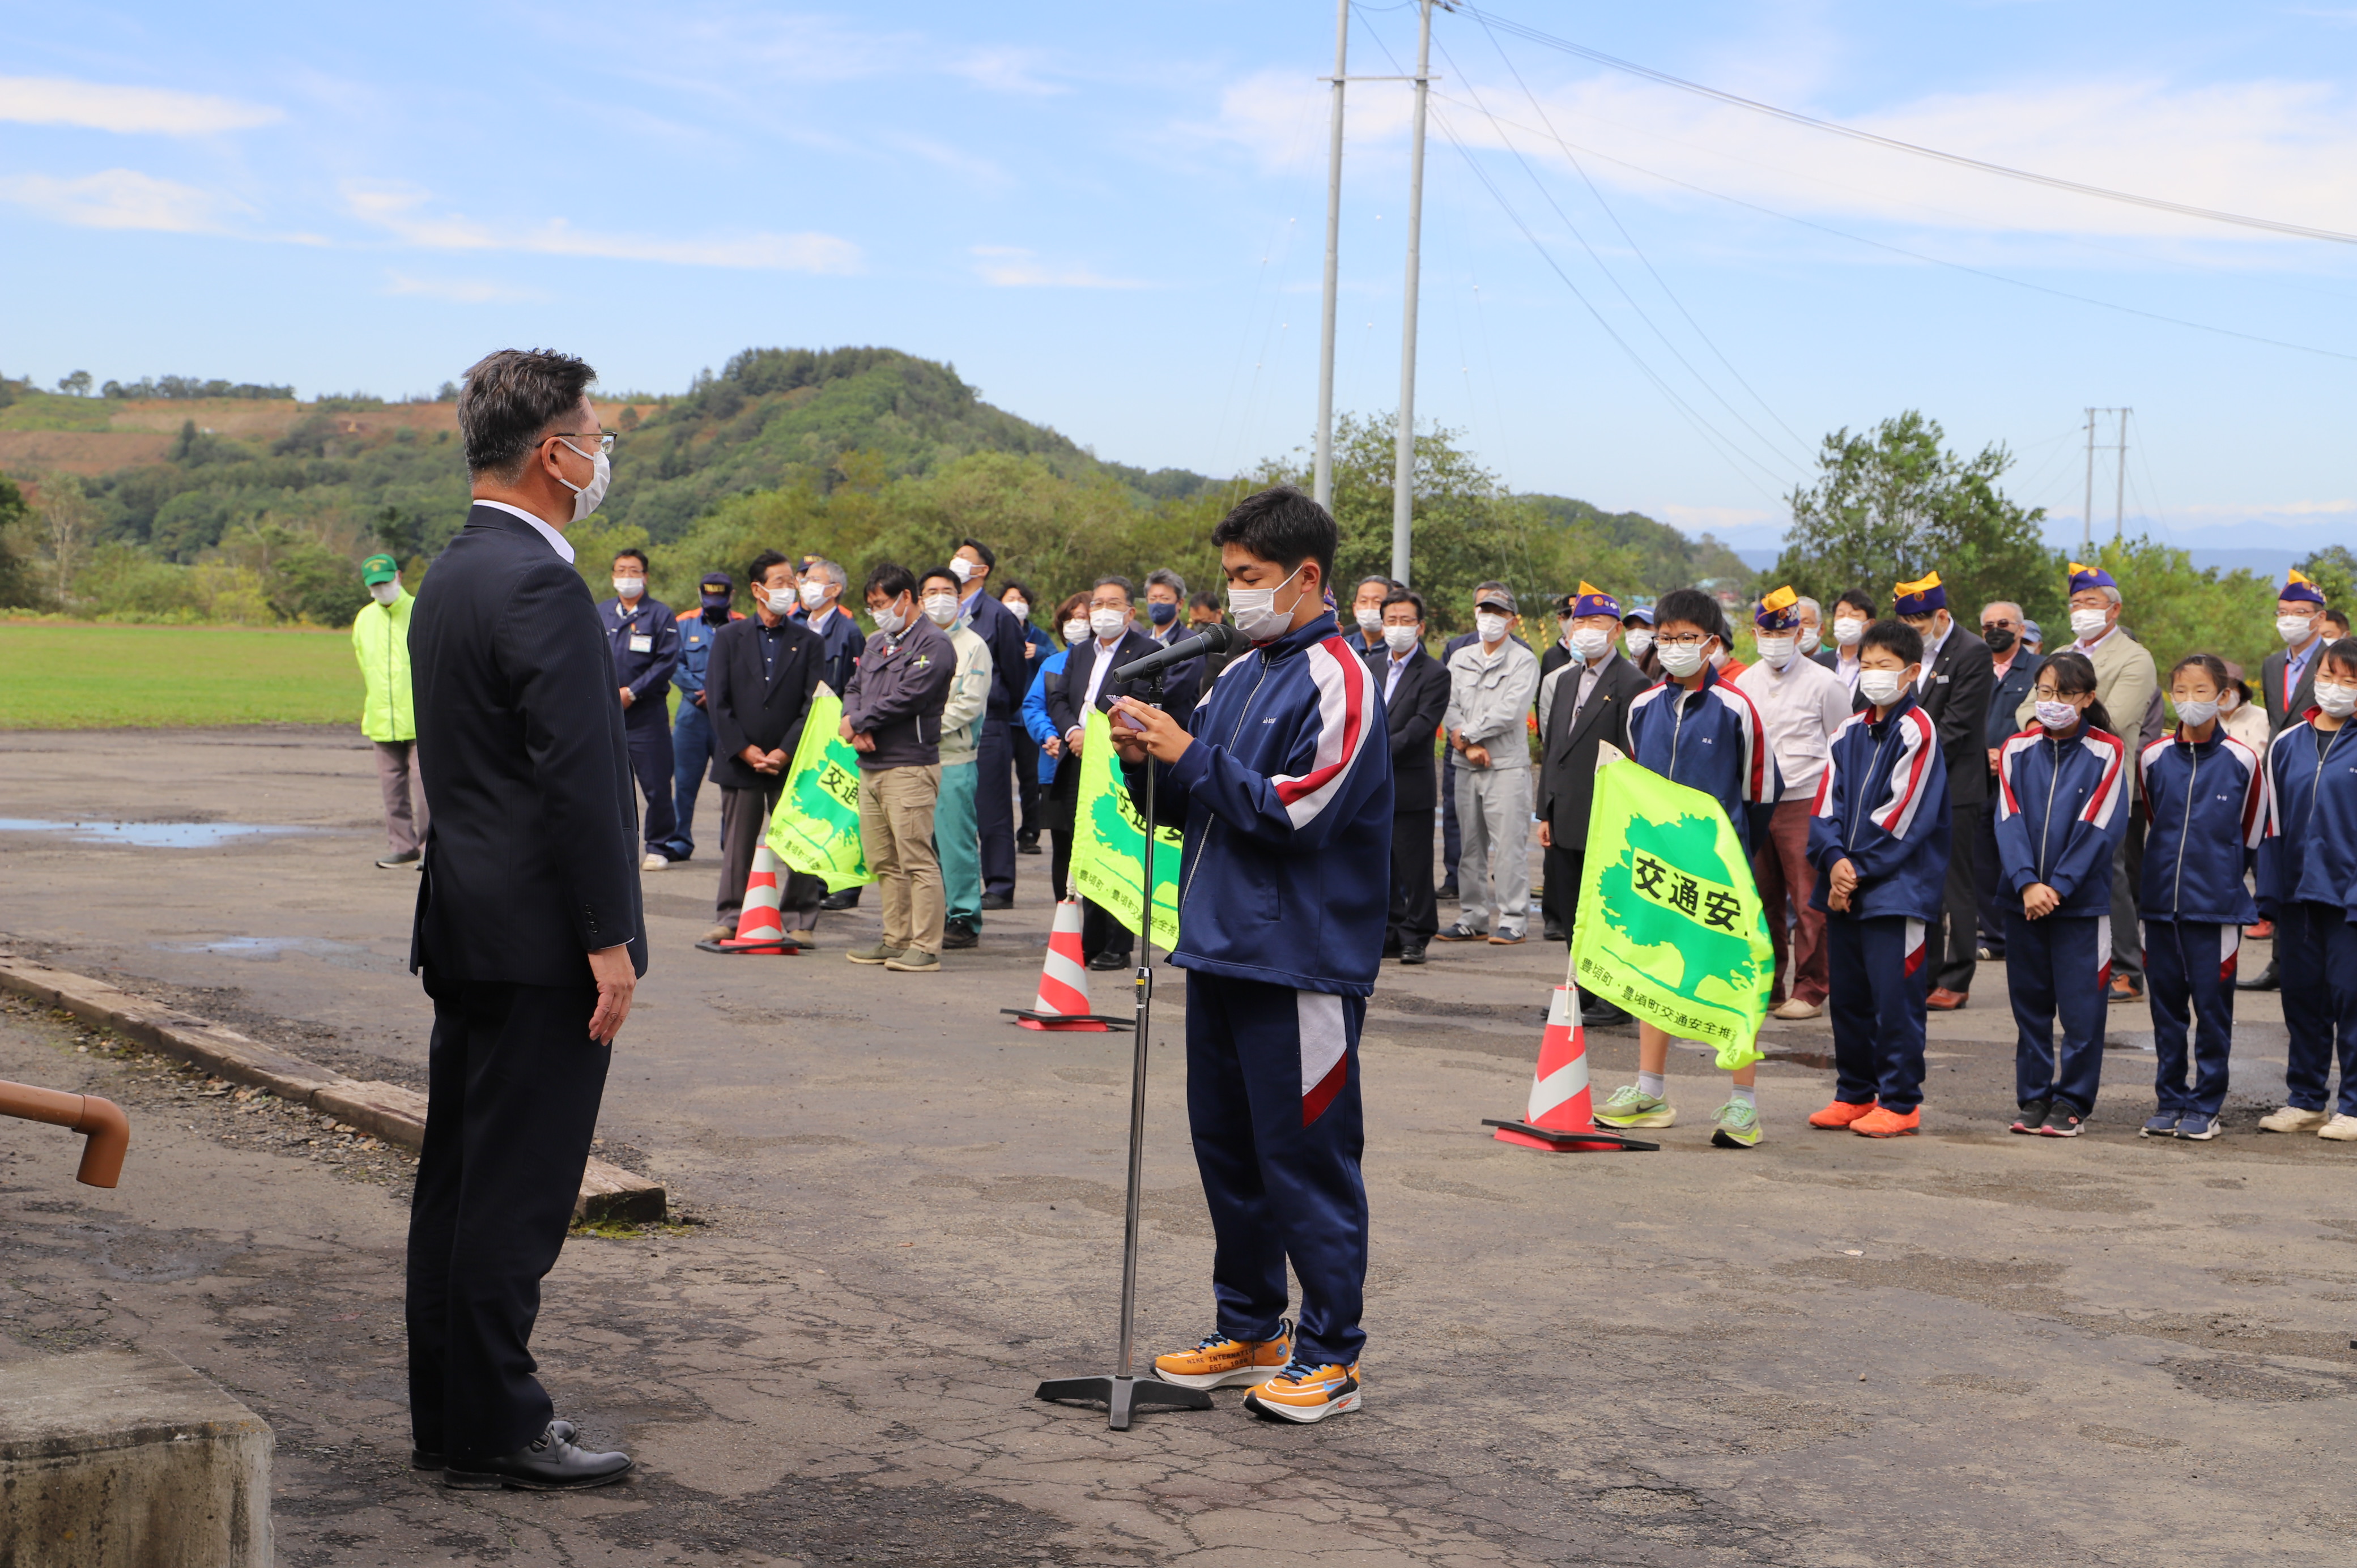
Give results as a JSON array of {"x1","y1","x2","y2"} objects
[
  {"x1": 1537, "y1": 652, "x2": 1648, "y2": 847},
  {"x1": 408, "y1": 505, "x2": 646, "y2": 986},
  {"x1": 966, "y1": 590, "x2": 1032, "y2": 720},
  {"x1": 1986, "y1": 650, "x2": 2044, "y2": 748},
  {"x1": 1917, "y1": 624, "x2": 1996, "y2": 810},
  {"x1": 2262, "y1": 643, "x2": 2324, "y2": 735},
  {"x1": 1047, "y1": 630, "x2": 1196, "y2": 795},
  {"x1": 706, "y1": 615, "x2": 826, "y2": 791},
  {"x1": 1367, "y1": 645, "x2": 1451, "y2": 814}
]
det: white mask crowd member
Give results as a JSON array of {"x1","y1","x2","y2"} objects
[
  {"x1": 1227, "y1": 561, "x2": 1307, "y2": 643},
  {"x1": 370, "y1": 582, "x2": 400, "y2": 606},
  {"x1": 1858, "y1": 667, "x2": 1910, "y2": 706},
  {"x1": 1796, "y1": 624, "x2": 1821, "y2": 655},
  {"x1": 1755, "y1": 633, "x2": 1797, "y2": 668},
  {"x1": 1475, "y1": 612, "x2": 1509, "y2": 645},
  {"x1": 1383, "y1": 623, "x2": 1421, "y2": 654},
  {"x1": 612, "y1": 574, "x2": 644, "y2": 600},
  {"x1": 1624, "y1": 627, "x2": 1653, "y2": 658},
  {"x1": 2317, "y1": 679, "x2": 2357, "y2": 719},
  {"x1": 1832, "y1": 616, "x2": 1866, "y2": 649},
  {"x1": 1004, "y1": 598, "x2": 1029, "y2": 621},
  {"x1": 1356, "y1": 606, "x2": 1384, "y2": 635},
  {"x1": 2280, "y1": 614, "x2": 2318, "y2": 644},
  {"x1": 2174, "y1": 697, "x2": 2220, "y2": 728},
  {"x1": 950, "y1": 557, "x2": 980, "y2": 584},
  {"x1": 1570, "y1": 626, "x2": 1613, "y2": 661},
  {"x1": 556, "y1": 437, "x2": 611, "y2": 523},
  {"x1": 871, "y1": 601, "x2": 907, "y2": 637},
  {"x1": 766, "y1": 586, "x2": 797, "y2": 616},
  {"x1": 1089, "y1": 606, "x2": 1129, "y2": 640},
  {"x1": 1658, "y1": 640, "x2": 1708, "y2": 679},
  {"x1": 799, "y1": 579, "x2": 827, "y2": 609},
  {"x1": 2069, "y1": 606, "x2": 2111, "y2": 642},
  {"x1": 922, "y1": 591, "x2": 960, "y2": 627},
  {"x1": 1063, "y1": 616, "x2": 1089, "y2": 645},
  {"x1": 2036, "y1": 698, "x2": 2083, "y2": 731}
]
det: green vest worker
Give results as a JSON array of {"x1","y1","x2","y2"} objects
[{"x1": 353, "y1": 552, "x2": 428, "y2": 869}]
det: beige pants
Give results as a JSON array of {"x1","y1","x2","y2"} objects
[
  {"x1": 373, "y1": 739, "x2": 428, "y2": 855},
  {"x1": 860, "y1": 764, "x2": 944, "y2": 955}
]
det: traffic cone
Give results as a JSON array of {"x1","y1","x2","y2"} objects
[
  {"x1": 1001, "y1": 898, "x2": 1130, "y2": 1032},
  {"x1": 1482, "y1": 986, "x2": 1654, "y2": 1152},
  {"x1": 695, "y1": 846, "x2": 802, "y2": 955}
]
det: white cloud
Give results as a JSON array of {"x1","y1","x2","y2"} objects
[
  {"x1": 0, "y1": 169, "x2": 238, "y2": 231},
  {"x1": 970, "y1": 245, "x2": 1143, "y2": 289},
  {"x1": 0, "y1": 75, "x2": 281, "y2": 135},
  {"x1": 947, "y1": 46, "x2": 1067, "y2": 97},
  {"x1": 344, "y1": 182, "x2": 862, "y2": 273},
  {"x1": 384, "y1": 273, "x2": 542, "y2": 304}
]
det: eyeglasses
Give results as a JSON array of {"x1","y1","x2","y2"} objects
[
  {"x1": 551, "y1": 431, "x2": 617, "y2": 453},
  {"x1": 1656, "y1": 632, "x2": 1711, "y2": 647}
]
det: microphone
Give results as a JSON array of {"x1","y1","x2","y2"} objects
[{"x1": 1113, "y1": 622, "x2": 1243, "y2": 684}]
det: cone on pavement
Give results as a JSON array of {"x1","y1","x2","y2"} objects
[
  {"x1": 1482, "y1": 985, "x2": 1654, "y2": 1152},
  {"x1": 695, "y1": 845, "x2": 802, "y2": 955},
  {"x1": 1002, "y1": 897, "x2": 1131, "y2": 1032}
]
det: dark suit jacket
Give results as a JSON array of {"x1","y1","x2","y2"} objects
[
  {"x1": 408, "y1": 505, "x2": 646, "y2": 986},
  {"x1": 706, "y1": 615, "x2": 826, "y2": 791},
  {"x1": 1367, "y1": 645, "x2": 1451, "y2": 814},
  {"x1": 1537, "y1": 651, "x2": 1648, "y2": 848},
  {"x1": 1917, "y1": 623, "x2": 1996, "y2": 810},
  {"x1": 1046, "y1": 630, "x2": 1195, "y2": 795},
  {"x1": 965, "y1": 590, "x2": 1032, "y2": 720},
  {"x1": 1986, "y1": 650, "x2": 2044, "y2": 747},
  {"x1": 2263, "y1": 642, "x2": 2324, "y2": 735},
  {"x1": 795, "y1": 605, "x2": 866, "y2": 698}
]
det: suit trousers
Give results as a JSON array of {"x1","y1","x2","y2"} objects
[
  {"x1": 976, "y1": 719, "x2": 1017, "y2": 899},
  {"x1": 2276, "y1": 900, "x2": 2357, "y2": 1117},
  {"x1": 1050, "y1": 769, "x2": 1079, "y2": 902},
  {"x1": 1929, "y1": 802, "x2": 1980, "y2": 995},
  {"x1": 1014, "y1": 731, "x2": 1045, "y2": 846},
  {"x1": 1755, "y1": 799, "x2": 1829, "y2": 1006},
  {"x1": 1973, "y1": 799, "x2": 2008, "y2": 956},
  {"x1": 2107, "y1": 820, "x2": 2145, "y2": 984},
  {"x1": 2145, "y1": 920, "x2": 2237, "y2": 1119},
  {"x1": 663, "y1": 701, "x2": 714, "y2": 858},
  {"x1": 1454, "y1": 765, "x2": 1533, "y2": 935},
  {"x1": 1388, "y1": 809, "x2": 1438, "y2": 946},
  {"x1": 860, "y1": 764, "x2": 944, "y2": 956},
  {"x1": 406, "y1": 974, "x2": 610, "y2": 1462},
  {"x1": 1185, "y1": 970, "x2": 1369, "y2": 1370},
  {"x1": 1440, "y1": 747, "x2": 1462, "y2": 887},
  {"x1": 2006, "y1": 910, "x2": 2111, "y2": 1115},
  {"x1": 1824, "y1": 914, "x2": 1930, "y2": 1110},
  {"x1": 623, "y1": 717, "x2": 677, "y2": 851},
  {"x1": 716, "y1": 780, "x2": 825, "y2": 930},
  {"x1": 935, "y1": 759, "x2": 982, "y2": 926},
  {"x1": 373, "y1": 739, "x2": 428, "y2": 855}
]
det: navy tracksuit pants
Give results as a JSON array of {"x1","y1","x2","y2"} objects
[
  {"x1": 2277, "y1": 901, "x2": 2357, "y2": 1117},
  {"x1": 1823, "y1": 914, "x2": 1930, "y2": 1111},
  {"x1": 1184, "y1": 970, "x2": 1369, "y2": 1371},
  {"x1": 2006, "y1": 910, "x2": 2111, "y2": 1114},
  {"x1": 2144, "y1": 921, "x2": 2237, "y2": 1119}
]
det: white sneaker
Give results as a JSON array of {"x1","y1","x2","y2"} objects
[
  {"x1": 641, "y1": 853, "x2": 669, "y2": 871},
  {"x1": 2258, "y1": 1105, "x2": 2330, "y2": 1134},
  {"x1": 1772, "y1": 997, "x2": 1823, "y2": 1020},
  {"x1": 2318, "y1": 1114, "x2": 2357, "y2": 1142}
]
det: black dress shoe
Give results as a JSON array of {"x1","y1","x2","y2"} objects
[
  {"x1": 444, "y1": 1424, "x2": 628, "y2": 1491},
  {"x1": 980, "y1": 892, "x2": 1015, "y2": 911},
  {"x1": 2236, "y1": 957, "x2": 2280, "y2": 992},
  {"x1": 820, "y1": 888, "x2": 860, "y2": 911},
  {"x1": 1436, "y1": 882, "x2": 1460, "y2": 902},
  {"x1": 941, "y1": 918, "x2": 978, "y2": 950},
  {"x1": 1399, "y1": 943, "x2": 1428, "y2": 965},
  {"x1": 1541, "y1": 919, "x2": 1565, "y2": 943},
  {"x1": 1088, "y1": 951, "x2": 1130, "y2": 972},
  {"x1": 1580, "y1": 998, "x2": 1632, "y2": 1028},
  {"x1": 1017, "y1": 836, "x2": 1043, "y2": 855},
  {"x1": 415, "y1": 1420, "x2": 573, "y2": 1471}
]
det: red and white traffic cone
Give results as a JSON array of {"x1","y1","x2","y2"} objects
[
  {"x1": 1002, "y1": 897, "x2": 1130, "y2": 1032},
  {"x1": 1483, "y1": 986, "x2": 1654, "y2": 1151},
  {"x1": 696, "y1": 846, "x2": 801, "y2": 955}
]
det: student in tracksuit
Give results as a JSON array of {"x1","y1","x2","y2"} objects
[
  {"x1": 2137, "y1": 653, "x2": 2269, "y2": 1141},
  {"x1": 2254, "y1": 637, "x2": 2357, "y2": 1141},
  {"x1": 1994, "y1": 650, "x2": 2130, "y2": 1136},
  {"x1": 1106, "y1": 485, "x2": 1390, "y2": 1425},
  {"x1": 1806, "y1": 619, "x2": 1951, "y2": 1139},
  {"x1": 1593, "y1": 587, "x2": 1780, "y2": 1149}
]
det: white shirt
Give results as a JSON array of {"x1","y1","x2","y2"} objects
[
  {"x1": 472, "y1": 498, "x2": 574, "y2": 564},
  {"x1": 1073, "y1": 636, "x2": 1126, "y2": 736},
  {"x1": 1832, "y1": 645, "x2": 1862, "y2": 695},
  {"x1": 1734, "y1": 653, "x2": 1853, "y2": 801},
  {"x1": 2075, "y1": 622, "x2": 2121, "y2": 655},
  {"x1": 1921, "y1": 616, "x2": 1953, "y2": 668}
]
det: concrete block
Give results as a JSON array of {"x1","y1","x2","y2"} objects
[{"x1": 0, "y1": 1349, "x2": 271, "y2": 1568}]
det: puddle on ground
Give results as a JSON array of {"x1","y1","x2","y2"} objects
[
  {"x1": 150, "y1": 936, "x2": 393, "y2": 971},
  {"x1": 0, "y1": 818, "x2": 316, "y2": 849}
]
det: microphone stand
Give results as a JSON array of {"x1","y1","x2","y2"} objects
[{"x1": 1034, "y1": 665, "x2": 1212, "y2": 1429}]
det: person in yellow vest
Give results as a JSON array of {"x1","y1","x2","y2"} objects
[{"x1": 353, "y1": 552, "x2": 427, "y2": 870}]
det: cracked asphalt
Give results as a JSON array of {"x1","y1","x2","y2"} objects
[{"x1": 2, "y1": 726, "x2": 2354, "y2": 1566}]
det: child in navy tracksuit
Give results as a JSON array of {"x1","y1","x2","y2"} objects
[
  {"x1": 1806, "y1": 619, "x2": 1951, "y2": 1137},
  {"x1": 1994, "y1": 650, "x2": 2131, "y2": 1136},
  {"x1": 2137, "y1": 653, "x2": 2269, "y2": 1141},
  {"x1": 1109, "y1": 487, "x2": 1392, "y2": 1424},
  {"x1": 2254, "y1": 637, "x2": 2357, "y2": 1140}
]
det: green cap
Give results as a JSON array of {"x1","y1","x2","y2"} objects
[{"x1": 361, "y1": 553, "x2": 399, "y2": 586}]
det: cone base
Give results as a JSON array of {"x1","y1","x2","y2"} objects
[
  {"x1": 1002, "y1": 1008, "x2": 1131, "y2": 1032},
  {"x1": 1482, "y1": 1118, "x2": 1658, "y2": 1153},
  {"x1": 696, "y1": 938, "x2": 803, "y2": 956}
]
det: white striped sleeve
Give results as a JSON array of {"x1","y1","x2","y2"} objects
[
  {"x1": 1869, "y1": 708, "x2": 1937, "y2": 838},
  {"x1": 1269, "y1": 637, "x2": 1379, "y2": 829}
]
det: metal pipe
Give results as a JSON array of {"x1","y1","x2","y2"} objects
[
  {"x1": 1313, "y1": 0, "x2": 1350, "y2": 510},
  {"x1": 0, "y1": 1079, "x2": 130, "y2": 1188},
  {"x1": 1390, "y1": 0, "x2": 1436, "y2": 586}
]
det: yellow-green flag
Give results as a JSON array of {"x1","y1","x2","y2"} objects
[
  {"x1": 764, "y1": 688, "x2": 875, "y2": 889},
  {"x1": 1571, "y1": 759, "x2": 1772, "y2": 1068},
  {"x1": 1069, "y1": 708, "x2": 1182, "y2": 951}
]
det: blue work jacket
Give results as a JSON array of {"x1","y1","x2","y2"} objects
[{"x1": 597, "y1": 595, "x2": 680, "y2": 728}]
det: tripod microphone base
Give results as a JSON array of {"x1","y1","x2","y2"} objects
[{"x1": 1035, "y1": 1373, "x2": 1212, "y2": 1430}]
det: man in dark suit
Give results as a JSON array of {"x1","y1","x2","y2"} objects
[
  {"x1": 951, "y1": 540, "x2": 1029, "y2": 910},
  {"x1": 1535, "y1": 585, "x2": 1647, "y2": 1023},
  {"x1": 406, "y1": 348, "x2": 640, "y2": 1490},
  {"x1": 1973, "y1": 600, "x2": 2041, "y2": 960},
  {"x1": 2262, "y1": 570, "x2": 2330, "y2": 735},
  {"x1": 1046, "y1": 574, "x2": 1197, "y2": 968},
  {"x1": 1892, "y1": 573, "x2": 1994, "y2": 1009},
  {"x1": 703, "y1": 549, "x2": 827, "y2": 947},
  {"x1": 597, "y1": 548, "x2": 681, "y2": 871},
  {"x1": 1367, "y1": 590, "x2": 1452, "y2": 962}
]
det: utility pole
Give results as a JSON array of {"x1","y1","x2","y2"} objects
[
  {"x1": 1312, "y1": 0, "x2": 1348, "y2": 511},
  {"x1": 1390, "y1": 0, "x2": 1436, "y2": 586},
  {"x1": 2113, "y1": 408, "x2": 2131, "y2": 542},
  {"x1": 2082, "y1": 408, "x2": 2096, "y2": 557},
  {"x1": 2082, "y1": 407, "x2": 2130, "y2": 553}
]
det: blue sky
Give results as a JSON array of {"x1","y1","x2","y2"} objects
[{"x1": 6, "y1": 2, "x2": 2357, "y2": 563}]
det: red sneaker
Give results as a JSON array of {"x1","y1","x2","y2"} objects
[
  {"x1": 1852, "y1": 1105, "x2": 1921, "y2": 1138},
  {"x1": 1808, "y1": 1099, "x2": 1878, "y2": 1129}
]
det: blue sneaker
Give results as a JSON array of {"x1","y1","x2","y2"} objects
[
  {"x1": 2176, "y1": 1113, "x2": 2222, "y2": 1141},
  {"x1": 2141, "y1": 1112, "x2": 2181, "y2": 1138}
]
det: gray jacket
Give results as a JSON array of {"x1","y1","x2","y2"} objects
[
  {"x1": 1444, "y1": 638, "x2": 1541, "y2": 770},
  {"x1": 841, "y1": 616, "x2": 955, "y2": 769}
]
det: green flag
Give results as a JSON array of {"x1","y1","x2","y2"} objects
[
  {"x1": 1571, "y1": 758, "x2": 1773, "y2": 1069},
  {"x1": 1069, "y1": 708, "x2": 1182, "y2": 951},
  {"x1": 764, "y1": 688, "x2": 875, "y2": 889}
]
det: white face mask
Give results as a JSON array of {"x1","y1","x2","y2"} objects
[
  {"x1": 1355, "y1": 607, "x2": 1384, "y2": 634},
  {"x1": 1063, "y1": 618, "x2": 1090, "y2": 645},
  {"x1": 871, "y1": 601, "x2": 907, "y2": 636},
  {"x1": 1832, "y1": 616, "x2": 1865, "y2": 647},
  {"x1": 950, "y1": 557, "x2": 980, "y2": 585},
  {"x1": 2317, "y1": 680, "x2": 2357, "y2": 719},
  {"x1": 1796, "y1": 625, "x2": 1821, "y2": 655},
  {"x1": 1090, "y1": 607, "x2": 1129, "y2": 641},
  {"x1": 922, "y1": 592, "x2": 960, "y2": 628},
  {"x1": 1382, "y1": 623, "x2": 1420, "y2": 654},
  {"x1": 557, "y1": 438, "x2": 611, "y2": 523},
  {"x1": 2069, "y1": 606, "x2": 2111, "y2": 642},
  {"x1": 1227, "y1": 563, "x2": 1307, "y2": 643},
  {"x1": 1475, "y1": 612, "x2": 1509, "y2": 645},
  {"x1": 1755, "y1": 633, "x2": 1797, "y2": 668},
  {"x1": 799, "y1": 580, "x2": 827, "y2": 608},
  {"x1": 2036, "y1": 698, "x2": 2084, "y2": 731},
  {"x1": 1858, "y1": 667, "x2": 1912, "y2": 706},
  {"x1": 369, "y1": 582, "x2": 400, "y2": 606},
  {"x1": 765, "y1": 588, "x2": 797, "y2": 616},
  {"x1": 612, "y1": 576, "x2": 644, "y2": 600},
  {"x1": 2174, "y1": 698, "x2": 2219, "y2": 728},
  {"x1": 1623, "y1": 628, "x2": 1653, "y2": 658},
  {"x1": 2281, "y1": 613, "x2": 2319, "y2": 644},
  {"x1": 1003, "y1": 599, "x2": 1028, "y2": 621},
  {"x1": 1658, "y1": 640, "x2": 1709, "y2": 679},
  {"x1": 1570, "y1": 627, "x2": 1613, "y2": 661}
]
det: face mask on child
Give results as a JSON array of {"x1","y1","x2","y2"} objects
[{"x1": 2036, "y1": 698, "x2": 2084, "y2": 731}]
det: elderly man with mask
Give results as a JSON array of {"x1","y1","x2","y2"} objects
[
  {"x1": 1439, "y1": 586, "x2": 1541, "y2": 944},
  {"x1": 1890, "y1": 572, "x2": 1993, "y2": 1012},
  {"x1": 1735, "y1": 587, "x2": 1854, "y2": 1019},
  {"x1": 2263, "y1": 569, "x2": 2331, "y2": 735}
]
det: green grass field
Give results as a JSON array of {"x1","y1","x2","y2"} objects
[{"x1": 0, "y1": 622, "x2": 366, "y2": 728}]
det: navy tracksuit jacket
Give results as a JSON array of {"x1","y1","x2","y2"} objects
[
  {"x1": 1807, "y1": 693, "x2": 1951, "y2": 1110},
  {"x1": 2257, "y1": 715, "x2": 2357, "y2": 1116},
  {"x1": 1129, "y1": 612, "x2": 1391, "y2": 1371},
  {"x1": 1995, "y1": 722, "x2": 2131, "y2": 1113},
  {"x1": 2137, "y1": 729, "x2": 2268, "y2": 1119},
  {"x1": 1624, "y1": 664, "x2": 1777, "y2": 855}
]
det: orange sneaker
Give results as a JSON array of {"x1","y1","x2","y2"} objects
[
  {"x1": 1808, "y1": 1098, "x2": 1877, "y2": 1129},
  {"x1": 1243, "y1": 1360, "x2": 1362, "y2": 1423},
  {"x1": 1152, "y1": 1320, "x2": 1292, "y2": 1390},
  {"x1": 1853, "y1": 1105, "x2": 1921, "y2": 1137}
]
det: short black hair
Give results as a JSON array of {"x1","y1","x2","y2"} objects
[
  {"x1": 1652, "y1": 586, "x2": 1722, "y2": 638},
  {"x1": 1381, "y1": 589, "x2": 1426, "y2": 621},
  {"x1": 2325, "y1": 636, "x2": 2357, "y2": 681},
  {"x1": 1833, "y1": 587, "x2": 1879, "y2": 619},
  {"x1": 1209, "y1": 484, "x2": 1337, "y2": 591},
  {"x1": 865, "y1": 563, "x2": 917, "y2": 603},
  {"x1": 918, "y1": 564, "x2": 960, "y2": 594},
  {"x1": 457, "y1": 348, "x2": 594, "y2": 480},
  {"x1": 2169, "y1": 652, "x2": 2231, "y2": 691},
  {"x1": 1091, "y1": 574, "x2": 1136, "y2": 604},
  {"x1": 1860, "y1": 618, "x2": 1922, "y2": 666},
  {"x1": 959, "y1": 538, "x2": 997, "y2": 570},
  {"x1": 746, "y1": 549, "x2": 793, "y2": 586},
  {"x1": 612, "y1": 547, "x2": 648, "y2": 572},
  {"x1": 998, "y1": 577, "x2": 1034, "y2": 606},
  {"x1": 1188, "y1": 589, "x2": 1222, "y2": 613},
  {"x1": 2329, "y1": 611, "x2": 2352, "y2": 636}
]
